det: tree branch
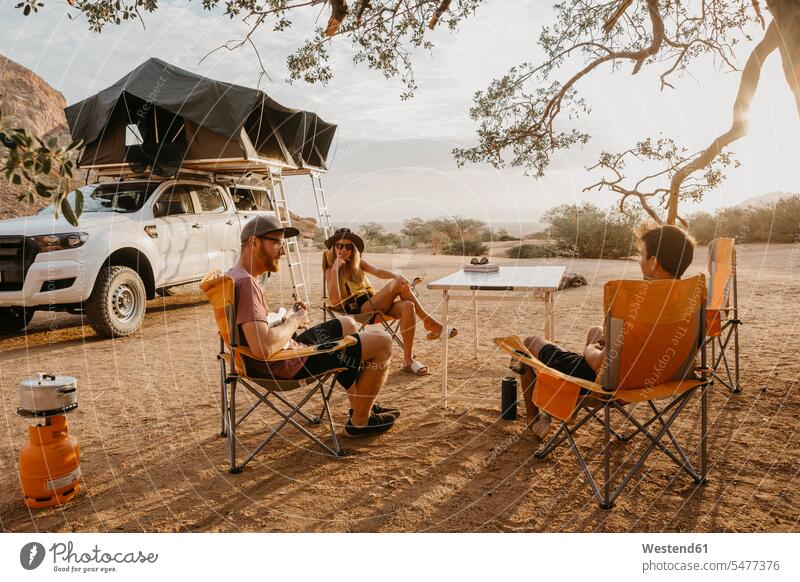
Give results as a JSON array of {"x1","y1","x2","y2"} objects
[{"x1": 666, "y1": 20, "x2": 779, "y2": 223}]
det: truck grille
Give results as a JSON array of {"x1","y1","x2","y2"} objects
[{"x1": 0, "y1": 236, "x2": 39, "y2": 292}]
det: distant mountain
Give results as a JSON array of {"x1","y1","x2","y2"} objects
[
  {"x1": 736, "y1": 191, "x2": 798, "y2": 208},
  {"x1": 0, "y1": 54, "x2": 72, "y2": 219}
]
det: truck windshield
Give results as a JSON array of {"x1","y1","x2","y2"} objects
[{"x1": 39, "y1": 182, "x2": 159, "y2": 214}]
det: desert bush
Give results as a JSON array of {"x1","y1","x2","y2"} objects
[
  {"x1": 506, "y1": 243, "x2": 557, "y2": 258},
  {"x1": 443, "y1": 239, "x2": 489, "y2": 256},
  {"x1": 687, "y1": 195, "x2": 800, "y2": 243},
  {"x1": 526, "y1": 231, "x2": 550, "y2": 240},
  {"x1": 542, "y1": 203, "x2": 639, "y2": 259},
  {"x1": 359, "y1": 222, "x2": 400, "y2": 249},
  {"x1": 494, "y1": 228, "x2": 518, "y2": 241}
]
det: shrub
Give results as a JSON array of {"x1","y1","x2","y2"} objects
[
  {"x1": 542, "y1": 203, "x2": 639, "y2": 259},
  {"x1": 526, "y1": 231, "x2": 550, "y2": 240},
  {"x1": 506, "y1": 243, "x2": 557, "y2": 258},
  {"x1": 443, "y1": 239, "x2": 489, "y2": 256},
  {"x1": 359, "y1": 223, "x2": 400, "y2": 249},
  {"x1": 687, "y1": 195, "x2": 800, "y2": 244}
]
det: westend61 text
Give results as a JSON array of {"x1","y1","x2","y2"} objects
[
  {"x1": 49, "y1": 542, "x2": 159, "y2": 564},
  {"x1": 642, "y1": 543, "x2": 708, "y2": 554}
]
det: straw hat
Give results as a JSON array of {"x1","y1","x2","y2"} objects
[{"x1": 324, "y1": 228, "x2": 365, "y2": 253}]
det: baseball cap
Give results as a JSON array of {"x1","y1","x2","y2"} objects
[{"x1": 240, "y1": 215, "x2": 300, "y2": 242}]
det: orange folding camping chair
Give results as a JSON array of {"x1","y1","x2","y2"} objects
[
  {"x1": 706, "y1": 238, "x2": 741, "y2": 393},
  {"x1": 200, "y1": 273, "x2": 354, "y2": 473},
  {"x1": 496, "y1": 274, "x2": 711, "y2": 509}
]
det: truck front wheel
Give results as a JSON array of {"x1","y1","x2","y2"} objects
[
  {"x1": 85, "y1": 266, "x2": 147, "y2": 337},
  {"x1": 0, "y1": 307, "x2": 35, "y2": 334}
]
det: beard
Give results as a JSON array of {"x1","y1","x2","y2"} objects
[{"x1": 253, "y1": 245, "x2": 281, "y2": 273}]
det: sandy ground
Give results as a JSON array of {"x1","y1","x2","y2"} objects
[{"x1": 1, "y1": 242, "x2": 798, "y2": 532}]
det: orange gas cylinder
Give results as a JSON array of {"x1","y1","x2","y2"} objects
[{"x1": 19, "y1": 415, "x2": 81, "y2": 509}]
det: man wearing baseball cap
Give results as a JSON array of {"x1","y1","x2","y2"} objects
[{"x1": 226, "y1": 216, "x2": 399, "y2": 437}]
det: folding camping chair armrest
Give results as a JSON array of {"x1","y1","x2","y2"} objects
[
  {"x1": 494, "y1": 335, "x2": 606, "y2": 394},
  {"x1": 234, "y1": 336, "x2": 357, "y2": 363}
]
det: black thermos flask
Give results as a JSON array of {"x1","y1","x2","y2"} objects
[{"x1": 501, "y1": 376, "x2": 518, "y2": 420}]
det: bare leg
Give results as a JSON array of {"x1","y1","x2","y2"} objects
[
  {"x1": 339, "y1": 316, "x2": 359, "y2": 337},
  {"x1": 361, "y1": 278, "x2": 443, "y2": 334},
  {"x1": 520, "y1": 335, "x2": 558, "y2": 435},
  {"x1": 519, "y1": 363, "x2": 537, "y2": 429},
  {"x1": 388, "y1": 300, "x2": 416, "y2": 367},
  {"x1": 348, "y1": 330, "x2": 392, "y2": 427}
]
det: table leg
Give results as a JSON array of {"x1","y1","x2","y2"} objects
[
  {"x1": 473, "y1": 291, "x2": 479, "y2": 360},
  {"x1": 545, "y1": 291, "x2": 554, "y2": 341},
  {"x1": 442, "y1": 290, "x2": 449, "y2": 408}
]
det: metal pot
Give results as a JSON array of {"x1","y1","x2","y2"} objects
[{"x1": 18, "y1": 373, "x2": 78, "y2": 417}]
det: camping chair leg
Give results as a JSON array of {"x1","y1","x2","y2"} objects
[
  {"x1": 733, "y1": 321, "x2": 741, "y2": 393},
  {"x1": 227, "y1": 378, "x2": 240, "y2": 473},
  {"x1": 608, "y1": 390, "x2": 702, "y2": 504},
  {"x1": 236, "y1": 398, "x2": 262, "y2": 428},
  {"x1": 714, "y1": 332, "x2": 736, "y2": 392},
  {"x1": 700, "y1": 384, "x2": 708, "y2": 483},
  {"x1": 268, "y1": 390, "x2": 319, "y2": 425},
  {"x1": 380, "y1": 316, "x2": 404, "y2": 349},
  {"x1": 603, "y1": 405, "x2": 612, "y2": 509},
  {"x1": 319, "y1": 375, "x2": 344, "y2": 456},
  {"x1": 646, "y1": 400, "x2": 695, "y2": 470},
  {"x1": 317, "y1": 379, "x2": 337, "y2": 421},
  {"x1": 238, "y1": 379, "x2": 339, "y2": 469},
  {"x1": 534, "y1": 405, "x2": 599, "y2": 459},
  {"x1": 612, "y1": 398, "x2": 701, "y2": 481},
  {"x1": 219, "y1": 353, "x2": 228, "y2": 437},
  {"x1": 562, "y1": 418, "x2": 607, "y2": 509},
  {"x1": 615, "y1": 396, "x2": 685, "y2": 442},
  {"x1": 591, "y1": 413, "x2": 624, "y2": 441}
]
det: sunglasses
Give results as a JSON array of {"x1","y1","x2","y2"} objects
[
  {"x1": 335, "y1": 242, "x2": 354, "y2": 251},
  {"x1": 470, "y1": 256, "x2": 489, "y2": 265}
]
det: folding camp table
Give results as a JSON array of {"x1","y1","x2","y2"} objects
[{"x1": 428, "y1": 265, "x2": 565, "y2": 407}]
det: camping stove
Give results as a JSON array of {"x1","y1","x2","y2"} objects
[{"x1": 17, "y1": 373, "x2": 81, "y2": 509}]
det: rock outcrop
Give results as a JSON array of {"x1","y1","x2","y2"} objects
[{"x1": 1, "y1": 54, "x2": 72, "y2": 219}]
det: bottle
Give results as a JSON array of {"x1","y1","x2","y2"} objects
[{"x1": 501, "y1": 376, "x2": 518, "y2": 421}]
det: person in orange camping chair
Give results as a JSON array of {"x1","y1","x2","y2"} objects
[{"x1": 515, "y1": 224, "x2": 697, "y2": 438}]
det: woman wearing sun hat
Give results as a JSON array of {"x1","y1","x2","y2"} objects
[{"x1": 323, "y1": 228, "x2": 457, "y2": 376}]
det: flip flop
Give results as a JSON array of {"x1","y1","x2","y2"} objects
[
  {"x1": 426, "y1": 325, "x2": 458, "y2": 341},
  {"x1": 403, "y1": 360, "x2": 429, "y2": 376}
]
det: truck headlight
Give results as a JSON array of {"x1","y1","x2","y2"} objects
[{"x1": 31, "y1": 232, "x2": 89, "y2": 253}]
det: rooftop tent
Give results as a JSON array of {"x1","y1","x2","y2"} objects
[{"x1": 64, "y1": 58, "x2": 337, "y2": 176}]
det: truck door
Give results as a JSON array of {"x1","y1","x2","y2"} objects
[
  {"x1": 192, "y1": 185, "x2": 239, "y2": 273},
  {"x1": 152, "y1": 184, "x2": 204, "y2": 283}
]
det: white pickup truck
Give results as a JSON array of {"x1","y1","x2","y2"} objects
[{"x1": 0, "y1": 177, "x2": 276, "y2": 337}]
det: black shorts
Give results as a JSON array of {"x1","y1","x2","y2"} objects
[
  {"x1": 341, "y1": 293, "x2": 373, "y2": 315},
  {"x1": 538, "y1": 343, "x2": 597, "y2": 383},
  {"x1": 293, "y1": 319, "x2": 362, "y2": 389}
]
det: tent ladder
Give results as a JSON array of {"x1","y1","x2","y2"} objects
[
  {"x1": 310, "y1": 172, "x2": 334, "y2": 239},
  {"x1": 269, "y1": 170, "x2": 310, "y2": 306}
]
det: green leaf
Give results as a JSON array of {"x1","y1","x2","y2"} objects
[
  {"x1": 61, "y1": 198, "x2": 79, "y2": 226},
  {"x1": 35, "y1": 182, "x2": 52, "y2": 198},
  {"x1": 74, "y1": 189, "x2": 84, "y2": 217}
]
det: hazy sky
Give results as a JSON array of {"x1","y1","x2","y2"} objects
[{"x1": 2, "y1": 1, "x2": 798, "y2": 227}]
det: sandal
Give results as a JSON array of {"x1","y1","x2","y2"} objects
[
  {"x1": 403, "y1": 360, "x2": 429, "y2": 376},
  {"x1": 426, "y1": 325, "x2": 458, "y2": 341}
]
